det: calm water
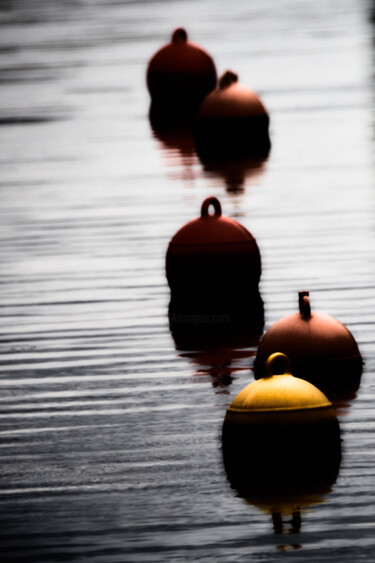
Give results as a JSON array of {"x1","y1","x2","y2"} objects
[{"x1": 0, "y1": 0, "x2": 374, "y2": 561}]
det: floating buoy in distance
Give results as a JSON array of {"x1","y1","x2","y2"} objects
[
  {"x1": 222, "y1": 352, "x2": 341, "y2": 493},
  {"x1": 254, "y1": 291, "x2": 363, "y2": 398},
  {"x1": 194, "y1": 70, "x2": 270, "y2": 159},
  {"x1": 166, "y1": 196, "x2": 261, "y2": 302},
  {"x1": 147, "y1": 27, "x2": 217, "y2": 115}
]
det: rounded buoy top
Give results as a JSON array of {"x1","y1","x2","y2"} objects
[
  {"x1": 148, "y1": 27, "x2": 215, "y2": 72},
  {"x1": 146, "y1": 28, "x2": 217, "y2": 100},
  {"x1": 169, "y1": 196, "x2": 255, "y2": 246},
  {"x1": 198, "y1": 70, "x2": 268, "y2": 119},
  {"x1": 256, "y1": 291, "x2": 361, "y2": 363},
  {"x1": 228, "y1": 352, "x2": 332, "y2": 414}
]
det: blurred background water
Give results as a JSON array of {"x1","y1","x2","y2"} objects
[{"x1": 0, "y1": 0, "x2": 374, "y2": 560}]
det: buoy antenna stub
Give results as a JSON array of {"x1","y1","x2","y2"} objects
[
  {"x1": 219, "y1": 70, "x2": 238, "y2": 89},
  {"x1": 265, "y1": 352, "x2": 292, "y2": 378},
  {"x1": 172, "y1": 28, "x2": 188, "y2": 43},
  {"x1": 299, "y1": 291, "x2": 311, "y2": 320}
]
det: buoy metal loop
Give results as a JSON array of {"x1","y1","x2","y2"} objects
[
  {"x1": 201, "y1": 196, "x2": 222, "y2": 218},
  {"x1": 265, "y1": 352, "x2": 292, "y2": 378}
]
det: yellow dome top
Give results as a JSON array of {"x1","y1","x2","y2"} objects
[{"x1": 228, "y1": 353, "x2": 332, "y2": 413}]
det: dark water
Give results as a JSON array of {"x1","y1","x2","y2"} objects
[{"x1": 0, "y1": 0, "x2": 374, "y2": 561}]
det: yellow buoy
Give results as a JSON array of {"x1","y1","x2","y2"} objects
[{"x1": 222, "y1": 353, "x2": 341, "y2": 494}]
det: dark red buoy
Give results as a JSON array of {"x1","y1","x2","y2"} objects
[
  {"x1": 147, "y1": 28, "x2": 217, "y2": 113},
  {"x1": 166, "y1": 196, "x2": 261, "y2": 299},
  {"x1": 254, "y1": 291, "x2": 363, "y2": 397},
  {"x1": 194, "y1": 70, "x2": 270, "y2": 158}
]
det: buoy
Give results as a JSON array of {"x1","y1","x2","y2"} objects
[
  {"x1": 147, "y1": 28, "x2": 217, "y2": 114},
  {"x1": 254, "y1": 291, "x2": 363, "y2": 397},
  {"x1": 222, "y1": 352, "x2": 341, "y2": 492},
  {"x1": 166, "y1": 196, "x2": 261, "y2": 300},
  {"x1": 194, "y1": 70, "x2": 270, "y2": 159}
]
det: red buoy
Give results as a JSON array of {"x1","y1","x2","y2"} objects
[
  {"x1": 166, "y1": 196, "x2": 261, "y2": 300},
  {"x1": 194, "y1": 70, "x2": 270, "y2": 158},
  {"x1": 254, "y1": 291, "x2": 363, "y2": 397},
  {"x1": 147, "y1": 28, "x2": 217, "y2": 114}
]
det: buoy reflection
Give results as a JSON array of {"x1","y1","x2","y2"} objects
[
  {"x1": 149, "y1": 104, "x2": 198, "y2": 181},
  {"x1": 227, "y1": 475, "x2": 338, "y2": 540},
  {"x1": 199, "y1": 153, "x2": 269, "y2": 194},
  {"x1": 179, "y1": 346, "x2": 257, "y2": 391},
  {"x1": 169, "y1": 292, "x2": 264, "y2": 390}
]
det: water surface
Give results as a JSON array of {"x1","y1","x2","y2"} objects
[{"x1": 0, "y1": 0, "x2": 374, "y2": 560}]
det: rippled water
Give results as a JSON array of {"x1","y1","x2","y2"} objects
[{"x1": 0, "y1": 0, "x2": 374, "y2": 560}]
